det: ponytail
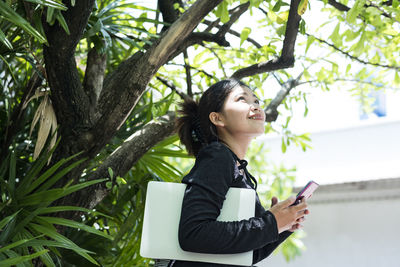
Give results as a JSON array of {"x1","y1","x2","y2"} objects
[
  {"x1": 175, "y1": 78, "x2": 247, "y2": 157},
  {"x1": 175, "y1": 99, "x2": 206, "y2": 157}
]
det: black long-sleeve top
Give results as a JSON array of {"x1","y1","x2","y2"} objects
[{"x1": 172, "y1": 142, "x2": 292, "y2": 267}]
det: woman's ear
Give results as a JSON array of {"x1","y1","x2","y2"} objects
[{"x1": 209, "y1": 112, "x2": 225, "y2": 127}]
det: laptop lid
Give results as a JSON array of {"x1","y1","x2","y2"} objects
[{"x1": 140, "y1": 181, "x2": 255, "y2": 266}]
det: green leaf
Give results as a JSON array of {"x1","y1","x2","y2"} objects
[
  {"x1": 276, "y1": 11, "x2": 289, "y2": 24},
  {"x1": 0, "y1": 249, "x2": 49, "y2": 266},
  {"x1": 108, "y1": 167, "x2": 114, "y2": 179},
  {"x1": 299, "y1": 19, "x2": 306, "y2": 34},
  {"x1": 216, "y1": 1, "x2": 230, "y2": 23},
  {"x1": 46, "y1": 7, "x2": 56, "y2": 24},
  {"x1": 393, "y1": 0, "x2": 399, "y2": 8},
  {"x1": 29, "y1": 223, "x2": 99, "y2": 265},
  {"x1": 35, "y1": 157, "x2": 86, "y2": 193},
  {"x1": 276, "y1": 25, "x2": 286, "y2": 36},
  {"x1": 395, "y1": 72, "x2": 400, "y2": 86},
  {"x1": 9, "y1": 150, "x2": 16, "y2": 194},
  {"x1": 346, "y1": 64, "x2": 351, "y2": 74},
  {"x1": 0, "y1": 210, "x2": 20, "y2": 230},
  {"x1": 23, "y1": 0, "x2": 68, "y2": 10},
  {"x1": 16, "y1": 138, "x2": 62, "y2": 197},
  {"x1": 272, "y1": 0, "x2": 283, "y2": 12},
  {"x1": 329, "y1": 23, "x2": 341, "y2": 46},
  {"x1": 240, "y1": 27, "x2": 251, "y2": 46},
  {"x1": 37, "y1": 205, "x2": 112, "y2": 219},
  {"x1": 0, "y1": 1, "x2": 47, "y2": 43},
  {"x1": 0, "y1": 235, "x2": 42, "y2": 253},
  {"x1": 346, "y1": 0, "x2": 365, "y2": 24},
  {"x1": 55, "y1": 10, "x2": 70, "y2": 35},
  {"x1": 281, "y1": 137, "x2": 287, "y2": 153},
  {"x1": 305, "y1": 35, "x2": 315, "y2": 53},
  {"x1": 37, "y1": 216, "x2": 112, "y2": 240},
  {"x1": 0, "y1": 29, "x2": 13, "y2": 49},
  {"x1": 18, "y1": 179, "x2": 106, "y2": 206}
]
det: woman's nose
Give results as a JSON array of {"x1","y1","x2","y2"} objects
[{"x1": 251, "y1": 103, "x2": 261, "y2": 111}]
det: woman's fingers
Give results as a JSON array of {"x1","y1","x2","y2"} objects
[{"x1": 270, "y1": 196, "x2": 278, "y2": 207}]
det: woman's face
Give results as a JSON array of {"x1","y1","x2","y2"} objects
[{"x1": 216, "y1": 85, "x2": 265, "y2": 138}]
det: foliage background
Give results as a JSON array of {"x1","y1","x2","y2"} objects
[{"x1": 1, "y1": 0, "x2": 399, "y2": 265}]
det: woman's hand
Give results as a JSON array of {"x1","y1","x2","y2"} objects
[{"x1": 269, "y1": 196, "x2": 309, "y2": 233}]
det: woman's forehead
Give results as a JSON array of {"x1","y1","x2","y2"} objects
[{"x1": 230, "y1": 85, "x2": 256, "y2": 98}]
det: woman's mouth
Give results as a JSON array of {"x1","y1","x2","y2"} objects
[{"x1": 248, "y1": 115, "x2": 264, "y2": 121}]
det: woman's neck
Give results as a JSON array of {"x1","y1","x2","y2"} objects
[{"x1": 219, "y1": 135, "x2": 252, "y2": 160}]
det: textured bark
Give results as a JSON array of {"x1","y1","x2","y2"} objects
[
  {"x1": 231, "y1": 0, "x2": 301, "y2": 79},
  {"x1": 83, "y1": 48, "x2": 107, "y2": 105},
  {"x1": 42, "y1": 0, "x2": 222, "y2": 213},
  {"x1": 79, "y1": 112, "x2": 176, "y2": 209}
]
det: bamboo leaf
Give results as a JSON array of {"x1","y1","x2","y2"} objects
[
  {"x1": 8, "y1": 150, "x2": 16, "y2": 194},
  {"x1": 0, "y1": 235, "x2": 43, "y2": 253},
  {"x1": 23, "y1": 0, "x2": 67, "y2": 10},
  {"x1": 34, "y1": 97, "x2": 53, "y2": 160},
  {"x1": 29, "y1": 223, "x2": 99, "y2": 265},
  {"x1": 37, "y1": 216, "x2": 112, "y2": 240},
  {"x1": 0, "y1": 249, "x2": 49, "y2": 266},
  {"x1": 19, "y1": 179, "x2": 106, "y2": 206},
  {"x1": 29, "y1": 94, "x2": 47, "y2": 138},
  {"x1": 0, "y1": 1, "x2": 47, "y2": 43},
  {"x1": 37, "y1": 206, "x2": 112, "y2": 219},
  {"x1": 35, "y1": 157, "x2": 86, "y2": 193},
  {"x1": 0, "y1": 28, "x2": 13, "y2": 49},
  {"x1": 16, "y1": 138, "x2": 62, "y2": 197},
  {"x1": 55, "y1": 10, "x2": 70, "y2": 35},
  {"x1": 0, "y1": 211, "x2": 20, "y2": 230}
]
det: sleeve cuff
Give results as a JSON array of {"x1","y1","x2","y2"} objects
[{"x1": 262, "y1": 210, "x2": 279, "y2": 242}]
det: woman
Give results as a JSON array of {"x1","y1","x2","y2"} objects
[{"x1": 172, "y1": 79, "x2": 309, "y2": 266}]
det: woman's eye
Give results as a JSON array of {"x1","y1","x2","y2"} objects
[
  {"x1": 238, "y1": 96, "x2": 246, "y2": 101},
  {"x1": 255, "y1": 99, "x2": 260, "y2": 104}
]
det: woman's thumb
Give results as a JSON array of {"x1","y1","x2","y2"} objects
[
  {"x1": 271, "y1": 196, "x2": 278, "y2": 207},
  {"x1": 283, "y1": 196, "x2": 296, "y2": 207}
]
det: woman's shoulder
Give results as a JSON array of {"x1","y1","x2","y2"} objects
[{"x1": 196, "y1": 141, "x2": 234, "y2": 161}]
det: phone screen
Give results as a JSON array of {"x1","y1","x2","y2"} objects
[{"x1": 291, "y1": 180, "x2": 319, "y2": 206}]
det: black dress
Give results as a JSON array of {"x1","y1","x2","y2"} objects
[{"x1": 171, "y1": 142, "x2": 292, "y2": 267}]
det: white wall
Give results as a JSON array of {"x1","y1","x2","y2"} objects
[
  {"x1": 258, "y1": 187, "x2": 400, "y2": 267},
  {"x1": 259, "y1": 118, "x2": 400, "y2": 186}
]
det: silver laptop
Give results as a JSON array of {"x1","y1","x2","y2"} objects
[{"x1": 140, "y1": 181, "x2": 255, "y2": 266}]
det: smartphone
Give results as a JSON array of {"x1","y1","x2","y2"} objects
[{"x1": 291, "y1": 180, "x2": 319, "y2": 206}]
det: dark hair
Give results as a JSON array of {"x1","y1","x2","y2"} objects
[{"x1": 175, "y1": 78, "x2": 247, "y2": 157}]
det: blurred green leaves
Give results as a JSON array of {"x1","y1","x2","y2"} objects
[{"x1": 0, "y1": 143, "x2": 109, "y2": 265}]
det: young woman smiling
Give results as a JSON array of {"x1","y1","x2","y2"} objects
[{"x1": 170, "y1": 79, "x2": 309, "y2": 267}]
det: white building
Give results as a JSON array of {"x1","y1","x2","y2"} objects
[{"x1": 257, "y1": 108, "x2": 400, "y2": 266}]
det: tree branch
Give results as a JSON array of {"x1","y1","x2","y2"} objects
[
  {"x1": 265, "y1": 72, "x2": 303, "y2": 122},
  {"x1": 93, "y1": 0, "x2": 222, "y2": 155},
  {"x1": 166, "y1": 62, "x2": 216, "y2": 79},
  {"x1": 324, "y1": 0, "x2": 392, "y2": 19},
  {"x1": 307, "y1": 33, "x2": 400, "y2": 71},
  {"x1": 83, "y1": 48, "x2": 107, "y2": 105},
  {"x1": 231, "y1": 0, "x2": 301, "y2": 79},
  {"x1": 156, "y1": 76, "x2": 191, "y2": 101},
  {"x1": 43, "y1": 0, "x2": 95, "y2": 133},
  {"x1": 215, "y1": 2, "x2": 250, "y2": 39},
  {"x1": 203, "y1": 19, "x2": 262, "y2": 48},
  {"x1": 80, "y1": 112, "x2": 176, "y2": 209},
  {"x1": 183, "y1": 50, "x2": 193, "y2": 97},
  {"x1": 148, "y1": 0, "x2": 223, "y2": 67}
]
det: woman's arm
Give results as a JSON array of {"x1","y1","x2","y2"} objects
[{"x1": 178, "y1": 143, "x2": 280, "y2": 254}]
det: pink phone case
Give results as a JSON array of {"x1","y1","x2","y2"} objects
[{"x1": 291, "y1": 180, "x2": 319, "y2": 206}]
